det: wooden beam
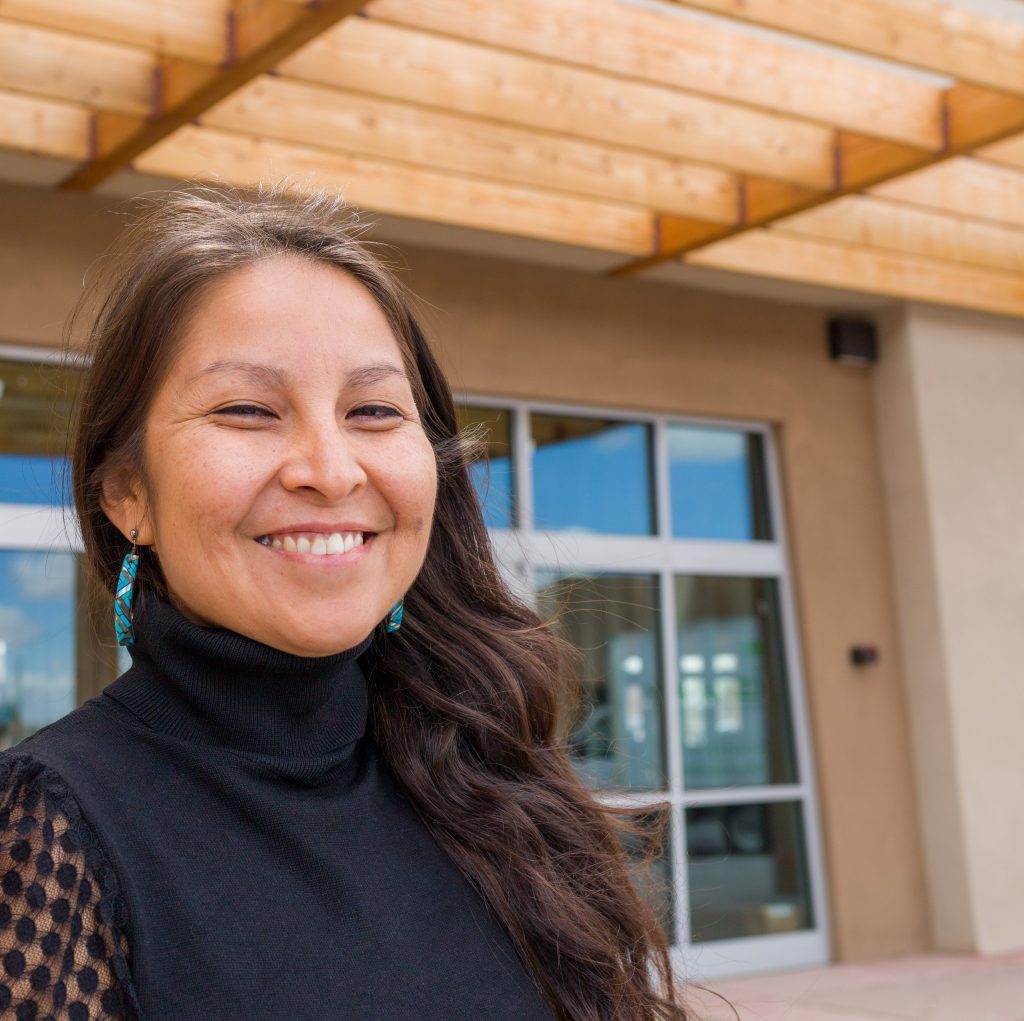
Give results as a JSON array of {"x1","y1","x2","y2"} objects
[
  {"x1": 280, "y1": 17, "x2": 839, "y2": 189},
  {"x1": 204, "y1": 76, "x2": 742, "y2": 221},
  {"x1": 667, "y1": 0, "x2": 1024, "y2": 97},
  {"x1": 57, "y1": 0, "x2": 370, "y2": 192},
  {"x1": 365, "y1": 0, "x2": 945, "y2": 149},
  {"x1": 870, "y1": 156, "x2": 1024, "y2": 229},
  {"x1": 133, "y1": 124, "x2": 660, "y2": 254},
  {"x1": 976, "y1": 131, "x2": 1024, "y2": 170},
  {"x1": 0, "y1": 89, "x2": 89, "y2": 160},
  {"x1": 0, "y1": 20, "x2": 153, "y2": 116},
  {"x1": 945, "y1": 83, "x2": 1024, "y2": 148},
  {"x1": 776, "y1": 194, "x2": 1024, "y2": 275},
  {"x1": 611, "y1": 84, "x2": 1024, "y2": 275},
  {"x1": 687, "y1": 230, "x2": 1024, "y2": 318},
  {"x1": 0, "y1": 0, "x2": 225, "y2": 62}
]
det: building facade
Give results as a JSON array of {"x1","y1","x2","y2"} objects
[{"x1": 1, "y1": 180, "x2": 1021, "y2": 979}]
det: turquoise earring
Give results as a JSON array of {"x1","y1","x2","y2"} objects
[
  {"x1": 114, "y1": 528, "x2": 140, "y2": 647},
  {"x1": 386, "y1": 599, "x2": 404, "y2": 633}
]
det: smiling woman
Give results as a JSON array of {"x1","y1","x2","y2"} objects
[{"x1": 0, "y1": 184, "x2": 690, "y2": 1021}]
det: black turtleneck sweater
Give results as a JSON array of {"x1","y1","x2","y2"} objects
[{"x1": 0, "y1": 596, "x2": 554, "y2": 1021}]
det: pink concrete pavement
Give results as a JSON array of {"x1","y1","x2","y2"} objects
[{"x1": 685, "y1": 952, "x2": 1024, "y2": 1021}]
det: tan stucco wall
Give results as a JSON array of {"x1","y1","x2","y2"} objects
[
  {"x1": 0, "y1": 184, "x2": 124, "y2": 350},
  {"x1": 876, "y1": 304, "x2": 1024, "y2": 954},
  {"x1": 0, "y1": 180, "x2": 930, "y2": 962}
]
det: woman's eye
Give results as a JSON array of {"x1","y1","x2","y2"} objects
[
  {"x1": 350, "y1": 404, "x2": 402, "y2": 421},
  {"x1": 215, "y1": 405, "x2": 274, "y2": 418}
]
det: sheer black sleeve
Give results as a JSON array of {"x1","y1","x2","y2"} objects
[{"x1": 0, "y1": 752, "x2": 139, "y2": 1019}]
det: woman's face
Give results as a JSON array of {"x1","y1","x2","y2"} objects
[{"x1": 105, "y1": 254, "x2": 437, "y2": 656}]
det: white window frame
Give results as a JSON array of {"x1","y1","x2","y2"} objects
[{"x1": 459, "y1": 392, "x2": 830, "y2": 979}]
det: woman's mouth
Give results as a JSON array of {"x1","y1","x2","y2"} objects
[{"x1": 255, "y1": 531, "x2": 373, "y2": 557}]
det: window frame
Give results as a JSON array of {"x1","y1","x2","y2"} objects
[{"x1": 458, "y1": 391, "x2": 831, "y2": 978}]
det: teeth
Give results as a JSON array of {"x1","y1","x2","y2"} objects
[{"x1": 263, "y1": 531, "x2": 367, "y2": 557}]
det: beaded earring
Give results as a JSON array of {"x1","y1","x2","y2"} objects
[
  {"x1": 385, "y1": 599, "x2": 404, "y2": 633},
  {"x1": 114, "y1": 528, "x2": 140, "y2": 647}
]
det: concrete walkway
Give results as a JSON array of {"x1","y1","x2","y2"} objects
[{"x1": 687, "y1": 952, "x2": 1024, "y2": 1021}]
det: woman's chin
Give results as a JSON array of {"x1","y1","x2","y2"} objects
[{"x1": 259, "y1": 619, "x2": 376, "y2": 658}]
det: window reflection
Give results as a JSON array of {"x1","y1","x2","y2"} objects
[
  {"x1": 537, "y1": 572, "x2": 665, "y2": 790},
  {"x1": 676, "y1": 576, "x2": 797, "y2": 790},
  {"x1": 531, "y1": 413, "x2": 655, "y2": 535},
  {"x1": 456, "y1": 404, "x2": 515, "y2": 529},
  {"x1": 0, "y1": 358, "x2": 79, "y2": 505},
  {"x1": 686, "y1": 801, "x2": 813, "y2": 941},
  {"x1": 0, "y1": 550, "x2": 77, "y2": 747},
  {"x1": 668, "y1": 425, "x2": 771, "y2": 541}
]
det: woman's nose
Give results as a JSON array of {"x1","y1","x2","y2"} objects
[{"x1": 278, "y1": 418, "x2": 368, "y2": 500}]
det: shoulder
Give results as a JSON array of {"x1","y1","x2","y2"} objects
[
  {"x1": 0, "y1": 747, "x2": 141, "y2": 1018},
  {"x1": 5, "y1": 696, "x2": 133, "y2": 780}
]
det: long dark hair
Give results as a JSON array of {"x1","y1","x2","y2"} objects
[{"x1": 69, "y1": 183, "x2": 689, "y2": 1020}]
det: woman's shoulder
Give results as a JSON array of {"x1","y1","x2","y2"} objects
[
  {"x1": 0, "y1": 747, "x2": 141, "y2": 1018},
  {"x1": 1, "y1": 694, "x2": 136, "y2": 792}
]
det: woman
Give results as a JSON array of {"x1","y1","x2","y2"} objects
[{"x1": 0, "y1": 185, "x2": 688, "y2": 1020}]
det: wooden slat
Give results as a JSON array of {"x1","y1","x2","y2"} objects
[
  {"x1": 364, "y1": 0, "x2": 945, "y2": 149},
  {"x1": 204, "y1": 76, "x2": 741, "y2": 221},
  {"x1": 280, "y1": 17, "x2": 838, "y2": 189},
  {"x1": 687, "y1": 229, "x2": 1024, "y2": 318},
  {"x1": 667, "y1": 0, "x2": 1024, "y2": 96},
  {"x1": 0, "y1": 90, "x2": 89, "y2": 160},
  {"x1": 58, "y1": 0, "x2": 370, "y2": 191},
  {"x1": 0, "y1": 20, "x2": 153, "y2": 116},
  {"x1": 0, "y1": 0, "x2": 227, "y2": 62},
  {"x1": 133, "y1": 125, "x2": 658, "y2": 254},
  {"x1": 870, "y1": 157, "x2": 1024, "y2": 229},
  {"x1": 976, "y1": 132, "x2": 1024, "y2": 170},
  {"x1": 777, "y1": 194, "x2": 1024, "y2": 274}
]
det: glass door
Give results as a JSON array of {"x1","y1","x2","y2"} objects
[{"x1": 458, "y1": 397, "x2": 829, "y2": 978}]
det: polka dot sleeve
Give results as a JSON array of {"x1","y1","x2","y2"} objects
[{"x1": 0, "y1": 753, "x2": 140, "y2": 1020}]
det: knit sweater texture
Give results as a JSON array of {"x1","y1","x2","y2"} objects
[{"x1": 0, "y1": 595, "x2": 554, "y2": 1020}]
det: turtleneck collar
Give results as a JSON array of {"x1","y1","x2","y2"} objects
[{"x1": 102, "y1": 594, "x2": 375, "y2": 783}]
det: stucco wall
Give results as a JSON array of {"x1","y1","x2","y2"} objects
[
  {"x1": 0, "y1": 180, "x2": 930, "y2": 961},
  {"x1": 877, "y1": 304, "x2": 1024, "y2": 954}
]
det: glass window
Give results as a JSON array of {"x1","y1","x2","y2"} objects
[
  {"x1": 686, "y1": 801, "x2": 814, "y2": 942},
  {"x1": 0, "y1": 455, "x2": 70, "y2": 506},
  {"x1": 531, "y1": 413, "x2": 655, "y2": 535},
  {"x1": 676, "y1": 576, "x2": 797, "y2": 789},
  {"x1": 668, "y1": 425, "x2": 771, "y2": 541},
  {"x1": 537, "y1": 572, "x2": 665, "y2": 790},
  {"x1": 0, "y1": 550, "x2": 78, "y2": 747},
  {"x1": 456, "y1": 404, "x2": 515, "y2": 528},
  {"x1": 0, "y1": 359, "x2": 79, "y2": 505}
]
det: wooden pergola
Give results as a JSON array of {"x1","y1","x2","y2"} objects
[{"x1": 3, "y1": 0, "x2": 1024, "y2": 317}]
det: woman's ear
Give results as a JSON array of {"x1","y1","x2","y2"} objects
[{"x1": 99, "y1": 466, "x2": 154, "y2": 546}]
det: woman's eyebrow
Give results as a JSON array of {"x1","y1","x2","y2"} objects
[
  {"x1": 345, "y1": 362, "x2": 412, "y2": 389},
  {"x1": 187, "y1": 360, "x2": 289, "y2": 389},
  {"x1": 186, "y1": 360, "x2": 410, "y2": 390}
]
